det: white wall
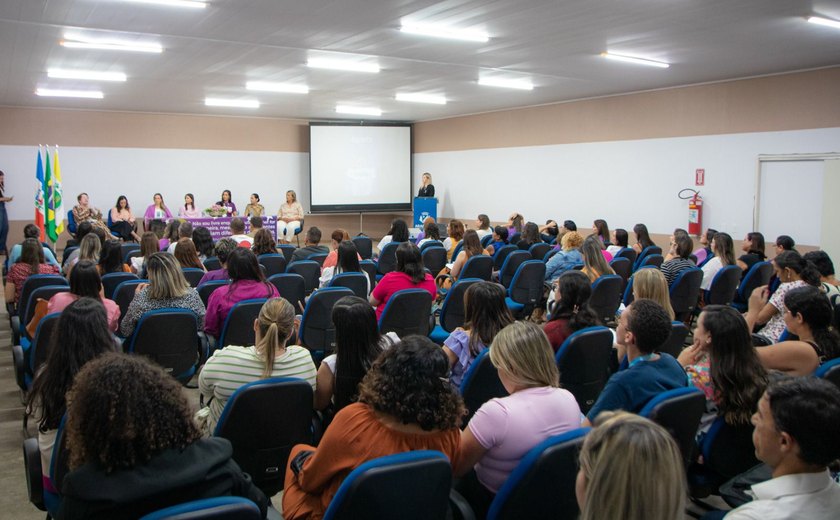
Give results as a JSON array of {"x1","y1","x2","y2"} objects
[
  {"x1": 414, "y1": 127, "x2": 840, "y2": 243},
  {"x1": 0, "y1": 146, "x2": 308, "y2": 220}
]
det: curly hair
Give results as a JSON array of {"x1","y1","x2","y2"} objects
[
  {"x1": 65, "y1": 353, "x2": 201, "y2": 473},
  {"x1": 357, "y1": 335, "x2": 465, "y2": 431},
  {"x1": 251, "y1": 228, "x2": 276, "y2": 256}
]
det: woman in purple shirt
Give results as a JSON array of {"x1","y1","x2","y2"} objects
[{"x1": 217, "y1": 189, "x2": 237, "y2": 216}]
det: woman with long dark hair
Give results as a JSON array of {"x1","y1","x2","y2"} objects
[
  {"x1": 747, "y1": 250, "x2": 820, "y2": 345},
  {"x1": 517, "y1": 222, "x2": 542, "y2": 251},
  {"x1": 450, "y1": 229, "x2": 488, "y2": 280},
  {"x1": 543, "y1": 271, "x2": 601, "y2": 352},
  {"x1": 313, "y1": 296, "x2": 398, "y2": 411},
  {"x1": 606, "y1": 228, "x2": 628, "y2": 257},
  {"x1": 376, "y1": 218, "x2": 409, "y2": 253},
  {"x1": 109, "y1": 195, "x2": 140, "y2": 242},
  {"x1": 178, "y1": 193, "x2": 201, "y2": 218},
  {"x1": 98, "y1": 239, "x2": 129, "y2": 274},
  {"x1": 5, "y1": 237, "x2": 60, "y2": 304},
  {"x1": 26, "y1": 298, "x2": 117, "y2": 492},
  {"x1": 174, "y1": 238, "x2": 206, "y2": 271},
  {"x1": 192, "y1": 226, "x2": 215, "y2": 261},
  {"x1": 754, "y1": 285, "x2": 840, "y2": 375},
  {"x1": 250, "y1": 228, "x2": 276, "y2": 256},
  {"x1": 369, "y1": 242, "x2": 435, "y2": 321},
  {"x1": 319, "y1": 241, "x2": 367, "y2": 292},
  {"x1": 678, "y1": 305, "x2": 768, "y2": 432},
  {"x1": 737, "y1": 231, "x2": 767, "y2": 274},
  {"x1": 217, "y1": 189, "x2": 237, "y2": 216},
  {"x1": 204, "y1": 248, "x2": 278, "y2": 338},
  {"x1": 130, "y1": 232, "x2": 159, "y2": 275},
  {"x1": 47, "y1": 260, "x2": 121, "y2": 331},
  {"x1": 592, "y1": 219, "x2": 611, "y2": 246},
  {"x1": 700, "y1": 232, "x2": 736, "y2": 290},
  {"x1": 631, "y1": 223, "x2": 655, "y2": 254},
  {"x1": 443, "y1": 282, "x2": 514, "y2": 386}
]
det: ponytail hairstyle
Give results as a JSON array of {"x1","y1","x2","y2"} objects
[
  {"x1": 255, "y1": 298, "x2": 296, "y2": 378},
  {"x1": 774, "y1": 250, "x2": 821, "y2": 287},
  {"x1": 784, "y1": 286, "x2": 840, "y2": 362}
]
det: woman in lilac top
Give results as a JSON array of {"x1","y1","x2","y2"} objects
[
  {"x1": 143, "y1": 193, "x2": 173, "y2": 221},
  {"x1": 204, "y1": 248, "x2": 278, "y2": 338},
  {"x1": 217, "y1": 189, "x2": 237, "y2": 216},
  {"x1": 455, "y1": 321, "x2": 582, "y2": 516}
]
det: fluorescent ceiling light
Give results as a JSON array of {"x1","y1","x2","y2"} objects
[
  {"x1": 478, "y1": 76, "x2": 534, "y2": 90},
  {"x1": 601, "y1": 52, "x2": 669, "y2": 68},
  {"x1": 48, "y1": 69, "x2": 127, "y2": 82},
  {"x1": 395, "y1": 92, "x2": 447, "y2": 105},
  {"x1": 36, "y1": 88, "x2": 104, "y2": 99},
  {"x1": 205, "y1": 98, "x2": 259, "y2": 108},
  {"x1": 807, "y1": 16, "x2": 840, "y2": 30},
  {"x1": 400, "y1": 22, "x2": 489, "y2": 42},
  {"x1": 307, "y1": 58, "x2": 380, "y2": 73},
  {"x1": 246, "y1": 81, "x2": 309, "y2": 94},
  {"x1": 123, "y1": 0, "x2": 207, "y2": 8},
  {"x1": 62, "y1": 33, "x2": 163, "y2": 53},
  {"x1": 336, "y1": 105, "x2": 382, "y2": 116}
]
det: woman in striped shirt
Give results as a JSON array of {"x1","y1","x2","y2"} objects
[{"x1": 197, "y1": 297, "x2": 317, "y2": 434}]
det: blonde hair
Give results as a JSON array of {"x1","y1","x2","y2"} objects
[
  {"x1": 286, "y1": 190, "x2": 297, "y2": 203},
  {"x1": 579, "y1": 412, "x2": 685, "y2": 520},
  {"x1": 256, "y1": 298, "x2": 296, "y2": 378},
  {"x1": 78, "y1": 234, "x2": 101, "y2": 263},
  {"x1": 561, "y1": 231, "x2": 584, "y2": 251},
  {"x1": 422, "y1": 172, "x2": 432, "y2": 183},
  {"x1": 489, "y1": 321, "x2": 559, "y2": 389},
  {"x1": 146, "y1": 253, "x2": 190, "y2": 300},
  {"x1": 632, "y1": 269, "x2": 675, "y2": 320},
  {"x1": 582, "y1": 236, "x2": 614, "y2": 281}
]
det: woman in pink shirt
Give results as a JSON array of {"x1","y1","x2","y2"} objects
[
  {"x1": 47, "y1": 260, "x2": 121, "y2": 332},
  {"x1": 369, "y1": 242, "x2": 436, "y2": 321},
  {"x1": 204, "y1": 248, "x2": 279, "y2": 338},
  {"x1": 455, "y1": 321, "x2": 582, "y2": 516}
]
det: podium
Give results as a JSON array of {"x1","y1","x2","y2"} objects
[{"x1": 413, "y1": 197, "x2": 438, "y2": 227}]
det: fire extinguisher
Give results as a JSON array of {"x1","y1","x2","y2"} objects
[{"x1": 679, "y1": 188, "x2": 703, "y2": 236}]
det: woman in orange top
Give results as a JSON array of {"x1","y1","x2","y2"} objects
[{"x1": 282, "y1": 336, "x2": 463, "y2": 520}]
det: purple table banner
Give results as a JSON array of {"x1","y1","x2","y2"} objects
[{"x1": 184, "y1": 216, "x2": 277, "y2": 241}]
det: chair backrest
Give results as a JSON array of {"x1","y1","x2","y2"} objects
[
  {"x1": 609, "y1": 257, "x2": 631, "y2": 286},
  {"x1": 506, "y1": 260, "x2": 547, "y2": 316},
  {"x1": 62, "y1": 246, "x2": 79, "y2": 267},
  {"x1": 438, "y1": 278, "x2": 482, "y2": 333},
  {"x1": 419, "y1": 239, "x2": 444, "y2": 252},
  {"x1": 421, "y1": 246, "x2": 447, "y2": 277},
  {"x1": 257, "y1": 253, "x2": 287, "y2": 277},
  {"x1": 102, "y1": 272, "x2": 139, "y2": 299},
  {"x1": 498, "y1": 251, "x2": 530, "y2": 288},
  {"x1": 195, "y1": 280, "x2": 228, "y2": 308},
  {"x1": 286, "y1": 260, "x2": 321, "y2": 295},
  {"x1": 633, "y1": 245, "x2": 662, "y2": 271},
  {"x1": 815, "y1": 357, "x2": 840, "y2": 389},
  {"x1": 20, "y1": 285, "x2": 68, "y2": 339},
  {"x1": 450, "y1": 239, "x2": 464, "y2": 259},
  {"x1": 66, "y1": 210, "x2": 77, "y2": 235},
  {"x1": 307, "y1": 252, "x2": 328, "y2": 266},
  {"x1": 299, "y1": 287, "x2": 354, "y2": 355},
  {"x1": 30, "y1": 313, "x2": 61, "y2": 376},
  {"x1": 615, "y1": 247, "x2": 637, "y2": 265},
  {"x1": 124, "y1": 249, "x2": 143, "y2": 265},
  {"x1": 480, "y1": 234, "x2": 494, "y2": 248},
  {"x1": 18, "y1": 275, "x2": 68, "y2": 314},
  {"x1": 127, "y1": 308, "x2": 200, "y2": 382},
  {"x1": 668, "y1": 268, "x2": 703, "y2": 320},
  {"x1": 359, "y1": 260, "x2": 377, "y2": 291},
  {"x1": 640, "y1": 387, "x2": 706, "y2": 465},
  {"x1": 622, "y1": 274, "x2": 635, "y2": 306},
  {"x1": 697, "y1": 253, "x2": 715, "y2": 268},
  {"x1": 139, "y1": 496, "x2": 262, "y2": 520},
  {"x1": 203, "y1": 256, "x2": 222, "y2": 271},
  {"x1": 659, "y1": 321, "x2": 690, "y2": 358},
  {"x1": 323, "y1": 451, "x2": 452, "y2": 520},
  {"x1": 555, "y1": 326, "x2": 614, "y2": 414},
  {"x1": 218, "y1": 299, "x2": 266, "y2": 348},
  {"x1": 699, "y1": 416, "x2": 759, "y2": 479},
  {"x1": 736, "y1": 261, "x2": 774, "y2": 302},
  {"x1": 705, "y1": 265, "x2": 741, "y2": 305},
  {"x1": 120, "y1": 242, "x2": 140, "y2": 260},
  {"x1": 268, "y1": 273, "x2": 305, "y2": 313},
  {"x1": 49, "y1": 414, "x2": 70, "y2": 503},
  {"x1": 493, "y1": 244, "x2": 518, "y2": 270},
  {"x1": 529, "y1": 243, "x2": 551, "y2": 262},
  {"x1": 277, "y1": 243, "x2": 297, "y2": 263},
  {"x1": 459, "y1": 349, "x2": 509, "y2": 425},
  {"x1": 460, "y1": 254, "x2": 493, "y2": 281},
  {"x1": 113, "y1": 279, "x2": 149, "y2": 326},
  {"x1": 376, "y1": 242, "x2": 400, "y2": 276},
  {"x1": 589, "y1": 274, "x2": 623, "y2": 323},
  {"x1": 351, "y1": 236, "x2": 373, "y2": 259},
  {"x1": 487, "y1": 428, "x2": 590, "y2": 520},
  {"x1": 181, "y1": 268, "x2": 205, "y2": 288},
  {"x1": 214, "y1": 377, "x2": 314, "y2": 497},
  {"x1": 639, "y1": 253, "x2": 664, "y2": 269},
  {"x1": 508, "y1": 233, "x2": 521, "y2": 246},
  {"x1": 378, "y1": 289, "x2": 432, "y2": 337},
  {"x1": 329, "y1": 272, "x2": 368, "y2": 298}
]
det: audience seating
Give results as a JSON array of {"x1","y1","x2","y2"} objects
[
  {"x1": 450, "y1": 240, "x2": 464, "y2": 260},
  {"x1": 359, "y1": 260, "x2": 377, "y2": 292},
  {"x1": 688, "y1": 417, "x2": 759, "y2": 499},
  {"x1": 139, "y1": 496, "x2": 263, "y2": 520},
  {"x1": 25, "y1": 312, "x2": 61, "y2": 388},
  {"x1": 497, "y1": 251, "x2": 530, "y2": 288},
  {"x1": 505, "y1": 260, "x2": 546, "y2": 319},
  {"x1": 459, "y1": 255, "x2": 493, "y2": 282},
  {"x1": 632, "y1": 245, "x2": 662, "y2": 271},
  {"x1": 323, "y1": 450, "x2": 453, "y2": 520},
  {"x1": 328, "y1": 272, "x2": 369, "y2": 298},
  {"x1": 622, "y1": 274, "x2": 635, "y2": 306},
  {"x1": 23, "y1": 414, "x2": 69, "y2": 517},
  {"x1": 420, "y1": 240, "x2": 444, "y2": 252},
  {"x1": 815, "y1": 357, "x2": 840, "y2": 389},
  {"x1": 485, "y1": 428, "x2": 590, "y2": 520},
  {"x1": 286, "y1": 260, "x2": 321, "y2": 295},
  {"x1": 267, "y1": 274, "x2": 305, "y2": 314},
  {"x1": 378, "y1": 289, "x2": 432, "y2": 337},
  {"x1": 659, "y1": 321, "x2": 690, "y2": 358},
  {"x1": 217, "y1": 298, "x2": 266, "y2": 348},
  {"x1": 102, "y1": 272, "x2": 139, "y2": 299},
  {"x1": 542, "y1": 248, "x2": 558, "y2": 263},
  {"x1": 421, "y1": 246, "x2": 447, "y2": 278},
  {"x1": 214, "y1": 377, "x2": 314, "y2": 497},
  {"x1": 697, "y1": 253, "x2": 715, "y2": 268},
  {"x1": 124, "y1": 249, "x2": 142, "y2": 265},
  {"x1": 669, "y1": 268, "x2": 703, "y2": 321},
  {"x1": 203, "y1": 256, "x2": 222, "y2": 271},
  {"x1": 182, "y1": 268, "x2": 205, "y2": 288},
  {"x1": 298, "y1": 287, "x2": 354, "y2": 362},
  {"x1": 120, "y1": 242, "x2": 140, "y2": 260},
  {"x1": 196, "y1": 280, "x2": 229, "y2": 309},
  {"x1": 429, "y1": 278, "x2": 482, "y2": 344},
  {"x1": 126, "y1": 308, "x2": 205, "y2": 383},
  {"x1": 277, "y1": 244, "x2": 297, "y2": 263},
  {"x1": 293, "y1": 220, "x2": 304, "y2": 246},
  {"x1": 614, "y1": 247, "x2": 637, "y2": 265},
  {"x1": 257, "y1": 253, "x2": 287, "y2": 277},
  {"x1": 639, "y1": 387, "x2": 706, "y2": 466},
  {"x1": 459, "y1": 349, "x2": 508, "y2": 425},
  {"x1": 508, "y1": 233, "x2": 521, "y2": 246},
  {"x1": 555, "y1": 326, "x2": 614, "y2": 414},
  {"x1": 589, "y1": 274, "x2": 623, "y2": 323},
  {"x1": 66, "y1": 209, "x2": 77, "y2": 236},
  {"x1": 307, "y1": 253, "x2": 328, "y2": 267},
  {"x1": 10, "y1": 274, "x2": 68, "y2": 341},
  {"x1": 18, "y1": 284, "x2": 68, "y2": 345},
  {"x1": 731, "y1": 261, "x2": 773, "y2": 311},
  {"x1": 480, "y1": 234, "x2": 494, "y2": 248},
  {"x1": 637, "y1": 253, "x2": 664, "y2": 270},
  {"x1": 609, "y1": 257, "x2": 631, "y2": 292},
  {"x1": 62, "y1": 246, "x2": 78, "y2": 268},
  {"x1": 351, "y1": 236, "x2": 373, "y2": 260},
  {"x1": 375, "y1": 242, "x2": 399, "y2": 280},
  {"x1": 529, "y1": 243, "x2": 551, "y2": 262},
  {"x1": 704, "y1": 265, "x2": 741, "y2": 306},
  {"x1": 493, "y1": 245, "x2": 518, "y2": 271}
]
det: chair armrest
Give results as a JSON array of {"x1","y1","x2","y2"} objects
[
  {"x1": 23, "y1": 437, "x2": 46, "y2": 511},
  {"x1": 10, "y1": 315, "x2": 20, "y2": 345},
  {"x1": 197, "y1": 332, "x2": 210, "y2": 365},
  {"x1": 449, "y1": 489, "x2": 476, "y2": 520},
  {"x1": 12, "y1": 344, "x2": 26, "y2": 392}
]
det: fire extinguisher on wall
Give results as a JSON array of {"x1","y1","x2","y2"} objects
[{"x1": 679, "y1": 188, "x2": 703, "y2": 236}]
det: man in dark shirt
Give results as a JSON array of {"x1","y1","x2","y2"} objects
[{"x1": 290, "y1": 226, "x2": 329, "y2": 263}]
